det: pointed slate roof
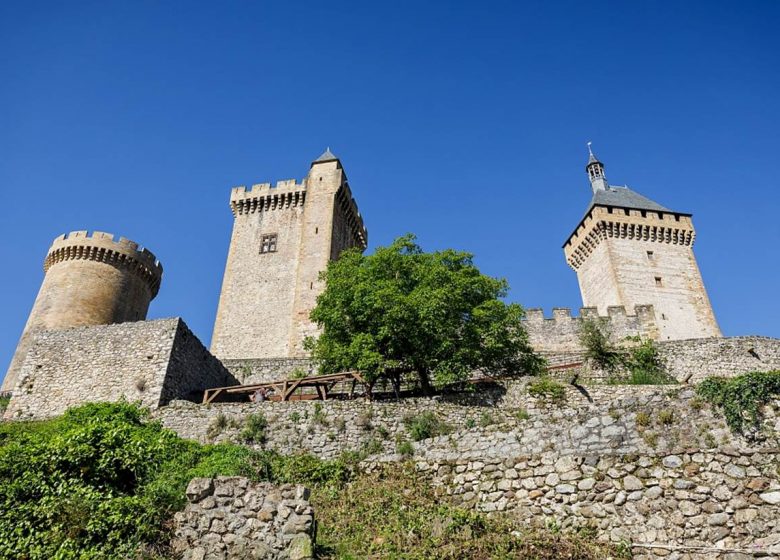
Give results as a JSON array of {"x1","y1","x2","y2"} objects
[
  {"x1": 587, "y1": 185, "x2": 673, "y2": 215},
  {"x1": 313, "y1": 148, "x2": 338, "y2": 164}
]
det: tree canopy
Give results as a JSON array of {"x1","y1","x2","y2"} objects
[{"x1": 306, "y1": 234, "x2": 544, "y2": 391}]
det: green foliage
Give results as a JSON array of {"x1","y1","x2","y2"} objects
[
  {"x1": 657, "y1": 409, "x2": 675, "y2": 426},
  {"x1": 402, "y1": 411, "x2": 453, "y2": 441},
  {"x1": 0, "y1": 396, "x2": 10, "y2": 415},
  {"x1": 240, "y1": 413, "x2": 268, "y2": 444},
  {"x1": 396, "y1": 440, "x2": 414, "y2": 457},
  {"x1": 0, "y1": 402, "x2": 361, "y2": 559},
  {"x1": 478, "y1": 411, "x2": 495, "y2": 427},
  {"x1": 290, "y1": 367, "x2": 308, "y2": 379},
  {"x1": 635, "y1": 412, "x2": 651, "y2": 427},
  {"x1": 289, "y1": 411, "x2": 302, "y2": 423},
  {"x1": 314, "y1": 464, "x2": 631, "y2": 560},
  {"x1": 621, "y1": 338, "x2": 676, "y2": 385},
  {"x1": 0, "y1": 402, "x2": 264, "y2": 559},
  {"x1": 465, "y1": 418, "x2": 476, "y2": 429},
  {"x1": 528, "y1": 377, "x2": 566, "y2": 403},
  {"x1": 579, "y1": 319, "x2": 621, "y2": 371},
  {"x1": 697, "y1": 370, "x2": 780, "y2": 433},
  {"x1": 305, "y1": 234, "x2": 545, "y2": 392},
  {"x1": 312, "y1": 403, "x2": 329, "y2": 427},
  {"x1": 514, "y1": 408, "x2": 530, "y2": 421}
]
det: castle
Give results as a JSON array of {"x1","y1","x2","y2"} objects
[{"x1": 0, "y1": 147, "x2": 773, "y2": 415}]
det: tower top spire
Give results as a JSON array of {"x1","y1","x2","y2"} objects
[{"x1": 585, "y1": 142, "x2": 607, "y2": 192}]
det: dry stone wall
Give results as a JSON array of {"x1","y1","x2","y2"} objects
[
  {"x1": 157, "y1": 380, "x2": 779, "y2": 462},
  {"x1": 365, "y1": 450, "x2": 780, "y2": 559},
  {"x1": 3, "y1": 318, "x2": 236, "y2": 420},
  {"x1": 172, "y1": 477, "x2": 314, "y2": 560},
  {"x1": 221, "y1": 358, "x2": 316, "y2": 385}
]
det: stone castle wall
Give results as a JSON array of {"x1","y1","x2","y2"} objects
[
  {"x1": 3, "y1": 318, "x2": 236, "y2": 420},
  {"x1": 221, "y1": 358, "x2": 316, "y2": 385},
  {"x1": 156, "y1": 380, "x2": 779, "y2": 462},
  {"x1": 564, "y1": 206, "x2": 720, "y2": 341},
  {"x1": 370, "y1": 450, "x2": 780, "y2": 559},
  {"x1": 3, "y1": 230, "x2": 163, "y2": 393},
  {"x1": 173, "y1": 477, "x2": 314, "y2": 560},
  {"x1": 522, "y1": 305, "x2": 658, "y2": 354},
  {"x1": 211, "y1": 157, "x2": 367, "y2": 363}
]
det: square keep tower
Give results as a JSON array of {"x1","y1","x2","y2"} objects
[
  {"x1": 211, "y1": 150, "x2": 367, "y2": 360},
  {"x1": 563, "y1": 146, "x2": 720, "y2": 341}
]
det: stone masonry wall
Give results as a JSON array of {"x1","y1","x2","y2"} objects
[
  {"x1": 367, "y1": 449, "x2": 780, "y2": 559},
  {"x1": 172, "y1": 477, "x2": 314, "y2": 560},
  {"x1": 221, "y1": 358, "x2": 316, "y2": 385},
  {"x1": 3, "y1": 318, "x2": 236, "y2": 420},
  {"x1": 156, "y1": 380, "x2": 779, "y2": 462},
  {"x1": 523, "y1": 305, "x2": 658, "y2": 354},
  {"x1": 659, "y1": 336, "x2": 780, "y2": 384}
]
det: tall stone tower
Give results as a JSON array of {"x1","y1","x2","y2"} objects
[
  {"x1": 211, "y1": 149, "x2": 368, "y2": 361},
  {"x1": 2, "y1": 231, "x2": 163, "y2": 392},
  {"x1": 563, "y1": 145, "x2": 720, "y2": 341}
]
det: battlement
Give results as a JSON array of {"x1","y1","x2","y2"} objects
[
  {"x1": 522, "y1": 305, "x2": 658, "y2": 353},
  {"x1": 230, "y1": 180, "x2": 308, "y2": 216},
  {"x1": 44, "y1": 231, "x2": 163, "y2": 297}
]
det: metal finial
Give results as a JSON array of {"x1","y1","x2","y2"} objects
[{"x1": 587, "y1": 141, "x2": 594, "y2": 157}]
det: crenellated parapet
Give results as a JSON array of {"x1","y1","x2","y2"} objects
[
  {"x1": 45, "y1": 231, "x2": 163, "y2": 298},
  {"x1": 522, "y1": 304, "x2": 658, "y2": 353},
  {"x1": 564, "y1": 206, "x2": 696, "y2": 270},
  {"x1": 230, "y1": 180, "x2": 308, "y2": 216},
  {"x1": 335, "y1": 182, "x2": 368, "y2": 250}
]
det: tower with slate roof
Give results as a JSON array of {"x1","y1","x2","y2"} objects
[
  {"x1": 563, "y1": 145, "x2": 720, "y2": 340},
  {"x1": 211, "y1": 149, "x2": 367, "y2": 360}
]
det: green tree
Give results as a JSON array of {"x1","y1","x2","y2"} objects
[{"x1": 306, "y1": 234, "x2": 544, "y2": 392}]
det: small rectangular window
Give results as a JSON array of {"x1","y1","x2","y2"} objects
[
  {"x1": 260, "y1": 234, "x2": 278, "y2": 254},
  {"x1": 655, "y1": 276, "x2": 663, "y2": 287},
  {"x1": 647, "y1": 251, "x2": 654, "y2": 260}
]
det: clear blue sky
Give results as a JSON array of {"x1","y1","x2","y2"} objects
[{"x1": 2, "y1": 1, "x2": 779, "y2": 382}]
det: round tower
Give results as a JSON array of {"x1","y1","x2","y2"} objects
[{"x1": 2, "y1": 231, "x2": 163, "y2": 392}]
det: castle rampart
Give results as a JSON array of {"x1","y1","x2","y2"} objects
[
  {"x1": 522, "y1": 305, "x2": 658, "y2": 354},
  {"x1": 2, "y1": 231, "x2": 164, "y2": 393},
  {"x1": 3, "y1": 318, "x2": 236, "y2": 421}
]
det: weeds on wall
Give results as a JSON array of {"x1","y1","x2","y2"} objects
[
  {"x1": 697, "y1": 370, "x2": 780, "y2": 434},
  {"x1": 579, "y1": 320, "x2": 676, "y2": 385},
  {"x1": 240, "y1": 413, "x2": 268, "y2": 444},
  {"x1": 0, "y1": 396, "x2": 9, "y2": 415},
  {"x1": 527, "y1": 377, "x2": 566, "y2": 403},
  {"x1": 402, "y1": 411, "x2": 454, "y2": 441}
]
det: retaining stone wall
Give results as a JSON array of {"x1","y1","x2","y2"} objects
[
  {"x1": 156, "y1": 380, "x2": 779, "y2": 462},
  {"x1": 172, "y1": 477, "x2": 314, "y2": 560},
  {"x1": 221, "y1": 358, "x2": 316, "y2": 385},
  {"x1": 364, "y1": 450, "x2": 780, "y2": 559},
  {"x1": 3, "y1": 318, "x2": 236, "y2": 420},
  {"x1": 658, "y1": 336, "x2": 780, "y2": 384}
]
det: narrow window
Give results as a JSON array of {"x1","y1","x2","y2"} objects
[
  {"x1": 655, "y1": 276, "x2": 663, "y2": 287},
  {"x1": 646, "y1": 250, "x2": 654, "y2": 260},
  {"x1": 309, "y1": 282, "x2": 313, "y2": 289},
  {"x1": 260, "y1": 234, "x2": 278, "y2": 254},
  {"x1": 661, "y1": 313, "x2": 667, "y2": 320},
  {"x1": 315, "y1": 227, "x2": 318, "y2": 234}
]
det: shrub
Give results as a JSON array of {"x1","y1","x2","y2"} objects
[
  {"x1": 396, "y1": 440, "x2": 414, "y2": 457},
  {"x1": 240, "y1": 413, "x2": 268, "y2": 444},
  {"x1": 579, "y1": 319, "x2": 621, "y2": 371},
  {"x1": 479, "y1": 411, "x2": 495, "y2": 427},
  {"x1": 289, "y1": 411, "x2": 302, "y2": 423},
  {"x1": 697, "y1": 370, "x2": 780, "y2": 433},
  {"x1": 375, "y1": 425, "x2": 390, "y2": 439},
  {"x1": 312, "y1": 403, "x2": 329, "y2": 426},
  {"x1": 621, "y1": 338, "x2": 676, "y2": 385},
  {"x1": 465, "y1": 418, "x2": 476, "y2": 429},
  {"x1": 657, "y1": 409, "x2": 675, "y2": 426},
  {"x1": 635, "y1": 412, "x2": 651, "y2": 427},
  {"x1": 514, "y1": 408, "x2": 530, "y2": 421},
  {"x1": 403, "y1": 411, "x2": 453, "y2": 441},
  {"x1": 0, "y1": 395, "x2": 9, "y2": 415},
  {"x1": 528, "y1": 377, "x2": 566, "y2": 403},
  {"x1": 0, "y1": 402, "x2": 266, "y2": 559},
  {"x1": 360, "y1": 438, "x2": 384, "y2": 457},
  {"x1": 206, "y1": 412, "x2": 229, "y2": 440}
]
